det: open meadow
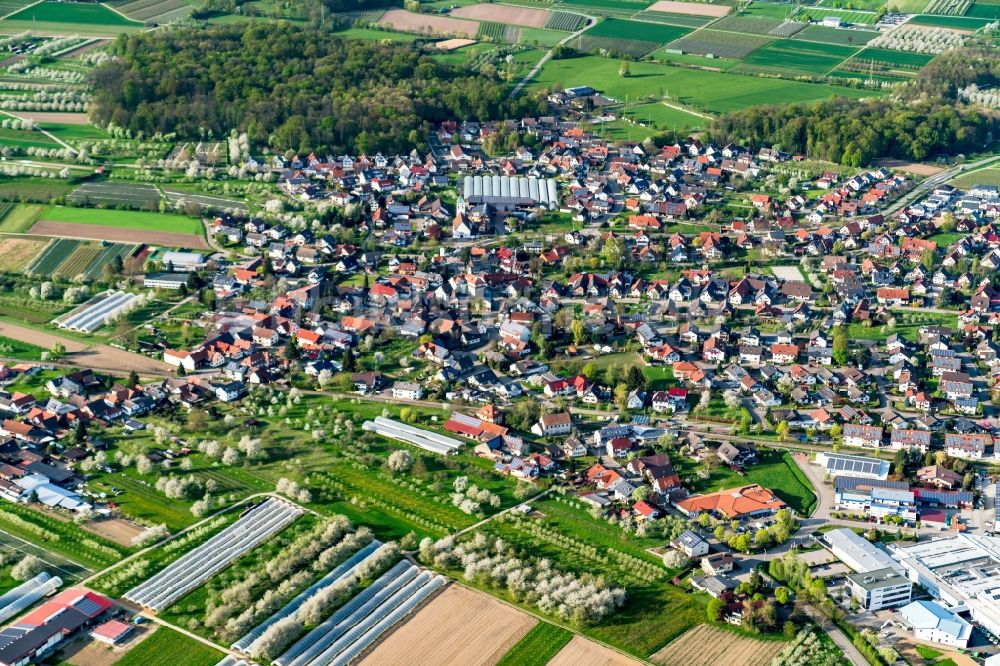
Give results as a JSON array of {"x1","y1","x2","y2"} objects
[{"x1": 530, "y1": 56, "x2": 881, "y2": 113}]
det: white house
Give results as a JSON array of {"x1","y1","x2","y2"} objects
[{"x1": 898, "y1": 600, "x2": 971, "y2": 648}]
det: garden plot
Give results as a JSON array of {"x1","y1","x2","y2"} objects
[
  {"x1": 68, "y1": 181, "x2": 163, "y2": 208},
  {"x1": 377, "y1": 9, "x2": 480, "y2": 37},
  {"x1": 274, "y1": 560, "x2": 446, "y2": 666},
  {"x1": 667, "y1": 29, "x2": 773, "y2": 57},
  {"x1": 651, "y1": 624, "x2": 784, "y2": 666},
  {"x1": 646, "y1": 0, "x2": 730, "y2": 16},
  {"x1": 452, "y1": 3, "x2": 551, "y2": 27},
  {"x1": 358, "y1": 585, "x2": 536, "y2": 666},
  {"x1": 125, "y1": 498, "x2": 303, "y2": 612}
]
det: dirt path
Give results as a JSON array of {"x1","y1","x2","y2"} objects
[{"x1": 0, "y1": 320, "x2": 171, "y2": 375}]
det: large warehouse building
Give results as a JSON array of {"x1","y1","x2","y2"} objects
[
  {"x1": 462, "y1": 175, "x2": 559, "y2": 210},
  {"x1": 890, "y1": 534, "x2": 1000, "y2": 638}
]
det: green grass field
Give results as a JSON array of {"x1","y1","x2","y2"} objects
[
  {"x1": 852, "y1": 47, "x2": 934, "y2": 69},
  {"x1": 0, "y1": 127, "x2": 61, "y2": 150},
  {"x1": 333, "y1": 27, "x2": 420, "y2": 41},
  {"x1": 587, "y1": 17, "x2": 690, "y2": 41},
  {"x1": 740, "y1": 39, "x2": 859, "y2": 75},
  {"x1": 0, "y1": 177, "x2": 77, "y2": 202},
  {"x1": 621, "y1": 101, "x2": 707, "y2": 132},
  {"x1": 797, "y1": 6, "x2": 879, "y2": 23},
  {"x1": 496, "y1": 622, "x2": 574, "y2": 666},
  {"x1": 520, "y1": 26, "x2": 568, "y2": 46},
  {"x1": 793, "y1": 24, "x2": 879, "y2": 45},
  {"x1": 909, "y1": 13, "x2": 991, "y2": 27},
  {"x1": 0, "y1": 502, "x2": 128, "y2": 570},
  {"x1": 559, "y1": 0, "x2": 654, "y2": 10},
  {"x1": 950, "y1": 167, "x2": 1000, "y2": 189},
  {"x1": 965, "y1": 2, "x2": 1000, "y2": 18},
  {"x1": 115, "y1": 627, "x2": 222, "y2": 666},
  {"x1": 0, "y1": 203, "x2": 43, "y2": 233},
  {"x1": 40, "y1": 206, "x2": 204, "y2": 235},
  {"x1": 0, "y1": 335, "x2": 44, "y2": 360},
  {"x1": 530, "y1": 55, "x2": 880, "y2": 113},
  {"x1": 7, "y1": 1, "x2": 142, "y2": 24},
  {"x1": 39, "y1": 122, "x2": 110, "y2": 143}
]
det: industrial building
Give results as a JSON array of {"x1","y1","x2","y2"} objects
[
  {"x1": 890, "y1": 534, "x2": 1000, "y2": 638},
  {"x1": 462, "y1": 175, "x2": 558, "y2": 210},
  {"x1": 814, "y1": 452, "x2": 890, "y2": 480},
  {"x1": 821, "y1": 527, "x2": 903, "y2": 573},
  {"x1": 898, "y1": 600, "x2": 973, "y2": 648}
]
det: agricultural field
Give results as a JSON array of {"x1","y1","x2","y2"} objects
[
  {"x1": 111, "y1": 0, "x2": 194, "y2": 24},
  {"x1": 359, "y1": 585, "x2": 537, "y2": 666},
  {"x1": 452, "y1": 3, "x2": 552, "y2": 26},
  {"x1": 0, "y1": 127, "x2": 61, "y2": 149},
  {"x1": 708, "y1": 13, "x2": 785, "y2": 35},
  {"x1": 26, "y1": 237, "x2": 79, "y2": 275},
  {"x1": 851, "y1": 47, "x2": 935, "y2": 69},
  {"x1": 559, "y1": 0, "x2": 655, "y2": 11},
  {"x1": 0, "y1": 237, "x2": 45, "y2": 272},
  {"x1": 635, "y1": 10, "x2": 715, "y2": 26},
  {"x1": 667, "y1": 29, "x2": 774, "y2": 58},
  {"x1": 496, "y1": 622, "x2": 575, "y2": 666},
  {"x1": 549, "y1": 636, "x2": 644, "y2": 666},
  {"x1": 67, "y1": 181, "x2": 163, "y2": 209},
  {"x1": 646, "y1": 0, "x2": 730, "y2": 16},
  {"x1": 479, "y1": 21, "x2": 521, "y2": 42},
  {"x1": 546, "y1": 10, "x2": 587, "y2": 29},
  {"x1": 908, "y1": 12, "x2": 991, "y2": 27},
  {"x1": 0, "y1": 202, "x2": 42, "y2": 233},
  {"x1": 739, "y1": 38, "x2": 860, "y2": 75},
  {"x1": 531, "y1": 55, "x2": 879, "y2": 113},
  {"x1": 587, "y1": 17, "x2": 691, "y2": 41},
  {"x1": 52, "y1": 242, "x2": 102, "y2": 279},
  {"x1": 0, "y1": 0, "x2": 33, "y2": 17},
  {"x1": 950, "y1": 167, "x2": 1000, "y2": 189},
  {"x1": 114, "y1": 627, "x2": 222, "y2": 666},
  {"x1": 377, "y1": 9, "x2": 480, "y2": 38},
  {"x1": 0, "y1": 176, "x2": 75, "y2": 201},
  {"x1": 793, "y1": 24, "x2": 879, "y2": 45},
  {"x1": 966, "y1": 1, "x2": 1000, "y2": 18},
  {"x1": 651, "y1": 625, "x2": 785, "y2": 666},
  {"x1": 36, "y1": 122, "x2": 108, "y2": 145},
  {"x1": 924, "y1": 0, "x2": 972, "y2": 14},
  {"x1": 0, "y1": 1, "x2": 144, "y2": 36},
  {"x1": 36, "y1": 206, "x2": 203, "y2": 235},
  {"x1": 620, "y1": 101, "x2": 707, "y2": 133},
  {"x1": 521, "y1": 27, "x2": 571, "y2": 46},
  {"x1": 0, "y1": 502, "x2": 128, "y2": 571},
  {"x1": 797, "y1": 6, "x2": 880, "y2": 23},
  {"x1": 0, "y1": 334, "x2": 44, "y2": 359}
]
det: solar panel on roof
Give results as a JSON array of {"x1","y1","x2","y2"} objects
[{"x1": 71, "y1": 597, "x2": 104, "y2": 617}]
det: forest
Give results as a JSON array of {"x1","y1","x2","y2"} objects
[
  {"x1": 89, "y1": 24, "x2": 546, "y2": 155},
  {"x1": 712, "y1": 49, "x2": 1000, "y2": 166}
]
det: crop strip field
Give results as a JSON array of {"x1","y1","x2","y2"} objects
[
  {"x1": 739, "y1": 38, "x2": 860, "y2": 75},
  {"x1": 452, "y1": 3, "x2": 552, "y2": 27},
  {"x1": 26, "y1": 237, "x2": 79, "y2": 275},
  {"x1": 545, "y1": 10, "x2": 586, "y2": 30},
  {"x1": 792, "y1": 24, "x2": 879, "y2": 44},
  {"x1": 965, "y1": 2, "x2": 1000, "y2": 18},
  {"x1": 358, "y1": 585, "x2": 537, "y2": 666},
  {"x1": 52, "y1": 243, "x2": 101, "y2": 279},
  {"x1": 586, "y1": 17, "x2": 691, "y2": 42},
  {"x1": 651, "y1": 624, "x2": 785, "y2": 666},
  {"x1": 28, "y1": 221, "x2": 210, "y2": 250},
  {"x1": 666, "y1": 29, "x2": 774, "y2": 58}
]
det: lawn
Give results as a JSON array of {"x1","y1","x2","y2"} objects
[
  {"x1": 928, "y1": 232, "x2": 964, "y2": 247},
  {"x1": 740, "y1": 39, "x2": 859, "y2": 75},
  {"x1": 39, "y1": 206, "x2": 203, "y2": 235},
  {"x1": 529, "y1": 55, "x2": 881, "y2": 114},
  {"x1": 643, "y1": 364, "x2": 675, "y2": 390},
  {"x1": 675, "y1": 449, "x2": 817, "y2": 515},
  {"x1": 7, "y1": 1, "x2": 142, "y2": 25},
  {"x1": 115, "y1": 627, "x2": 223, "y2": 666},
  {"x1": 496, "y1": 622, "x2": 574, "y2": 666},
  {"x1": 0, "y1": 334, "x2": 44, "y2": 360}
]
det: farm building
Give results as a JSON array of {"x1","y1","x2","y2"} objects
[
  {"x1": 143, "y1": 273, "x2": 189, "y2": 291},
  {"x1": 0, "y1": 589, "x2": 111, "y2": 666},
  {"x1": 462, "y1": 176, "x2": 559, "y2": 210},
  {"x1": 161, "y1": 251, "x2": 205, "y2": 270}
]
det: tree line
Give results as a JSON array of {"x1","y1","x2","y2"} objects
[
  {"x1": 711, "y1": 48, "x2": 1000, "y2": 166},
  {"x1": 89, "y1": 23, "x2": 546, "y2": 155}
]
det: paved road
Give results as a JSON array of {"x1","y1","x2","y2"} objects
[{"x1": 882, "y1": 153, "x2": 1000, "y2": 216}]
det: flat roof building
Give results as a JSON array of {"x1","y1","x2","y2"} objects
[
  {"x1": 846, "y1": 567, "x2": 912, "y2": 611},
  {"x1": 815, "y1": 452, "x2": 890, "y2": 480},
  {"x1": 822, "y1": 527, "x2": 902, "y2": 573}
]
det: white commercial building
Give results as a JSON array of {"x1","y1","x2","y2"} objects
[
  {"x1": 891, "y1": 534, "x2": 1000, "y2": 638},
  {"x1": 898, "y1": 600, "x2": 972, "y2": 648},
  {"x1": 822, "y1": 527, "x2": 902, "y2": 573},
  {"x1": 846, "y1": 567, "x2": 912, "y2": 611}
]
